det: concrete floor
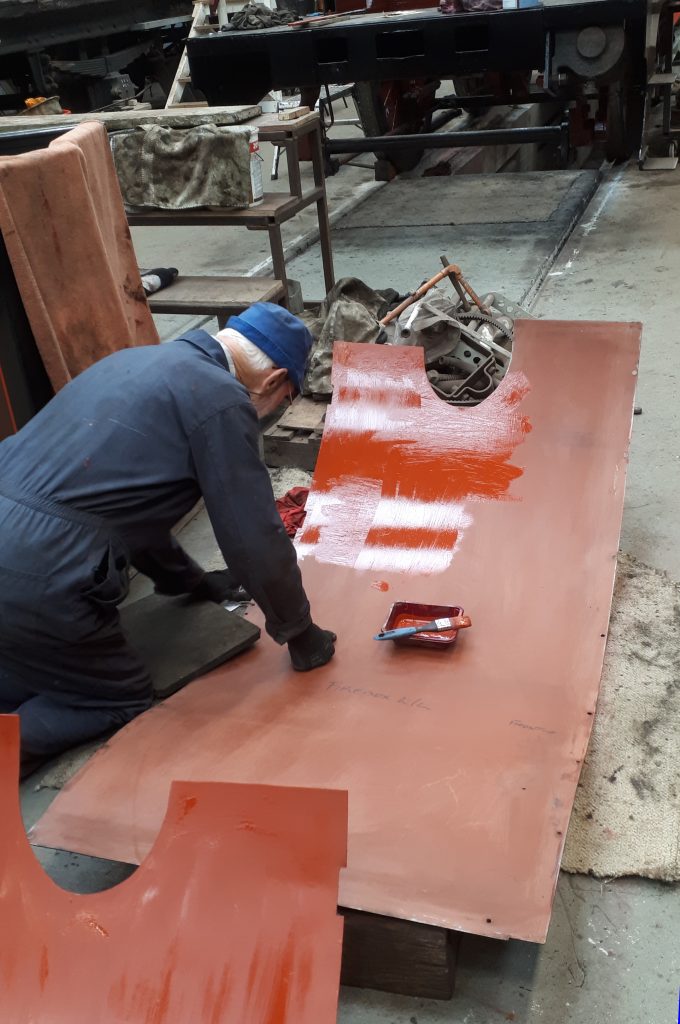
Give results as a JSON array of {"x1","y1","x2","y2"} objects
[
  {"x1": 287, "y1": 171, "x2": 598, "y2": 302},
  {"x1": 20, "y1": 159, "x2": 680, "y2": 1022}
]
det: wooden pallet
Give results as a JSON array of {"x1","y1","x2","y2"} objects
[
  {"x1": 263, "y1": 394, "x2": 329, "y2": 471},
  {"x1": 340, "y1": 910, "x2": 460, "y2": 999}
]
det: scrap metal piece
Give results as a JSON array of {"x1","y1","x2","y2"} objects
[
  {"x1": 0, "y1": 715, "x2": 346, "y2": 1022},
  {"x1": 32, "y1": 320, "x2": 640, "y2": 944}
]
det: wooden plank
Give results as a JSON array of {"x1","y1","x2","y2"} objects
[
  {"x1": 127, "y1": 191, "x2": 319, "y2": 226},
  {"x1": 263, "y1": 428, "x2": 321, "y2": 472},
  {"x1": 278, "y1": 106, "x2": 312, "y2": 121},
  {"x1": 340, "y1": 910, "x2": 459, "y2": 999},
  {"x1": 275, "y1": 394, "x2": 328, "y2": 431},
  {"x1": 147, "y1": 275, "x2": 285, "y2": 315},
  {"x1": 0, "y1": 106, "x2": 260, "y2": 133},
  {"x1": 31, "y1": 322, "x2": 640, "y2": 943}
]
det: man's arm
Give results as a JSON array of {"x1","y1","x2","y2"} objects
[
  {"x1": 130, "y1": 535, "x2": 205, "y2": 595},
  {"x1": 188, "y1": 399, "x2": 312, "y2": 643}
]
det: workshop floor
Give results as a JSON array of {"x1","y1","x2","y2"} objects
[{"x1": 21, "y1": 161, "x2": 680, "y2": 1024}]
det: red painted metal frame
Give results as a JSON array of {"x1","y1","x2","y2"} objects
[
  {"x1": 32, "y1": 320, "x2": 641, "y2": 943},
  {"x1": 1, "y1": 716, "x2": 346, "y2": 1022}
]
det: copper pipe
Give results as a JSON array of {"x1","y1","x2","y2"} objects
[{"x1": 380, "y1": 264, "x2": 490, "y2": 326}]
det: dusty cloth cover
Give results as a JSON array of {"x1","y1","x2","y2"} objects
[
  {"x1": 230, "y1": 1, "x2": 294, "y2": 28},
  {"x1": 0, "y1": 121, "x2": 158, "y2": 392},
  {"x1": 302, "y1": 277, "x2": 398, "y2": 396},
  {"x1": 111, "y1": 124, "x2": 253, "y2": 210}
]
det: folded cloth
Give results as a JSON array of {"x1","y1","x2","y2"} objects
[
  {"x1": 230, "y1": 2, "x2": 294, "y2": 29},
  {"x1": 111, "y1": 124, "x2": 254, "y2": 210},
  {"x1": 302, "y1": 277, "x2": 399, "y2": 397},
  {"x1": 0, "y1": 121, "x2": 158, "y2": 392},
  {"x1": 276, "y1": 486, "x2": 309, "y2": 538}
]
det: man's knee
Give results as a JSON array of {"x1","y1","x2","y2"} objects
[{"x1": 18, "y1": 687, "x2": 153, "y2": 764}]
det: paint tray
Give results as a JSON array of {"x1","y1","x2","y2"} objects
[{"x1": 381, "y1": 602, "x2": 465, "y2": 648}]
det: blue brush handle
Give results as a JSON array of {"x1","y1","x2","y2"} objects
[{"x1": 374, "y1": 626, "x2": 420, "y2": 641}]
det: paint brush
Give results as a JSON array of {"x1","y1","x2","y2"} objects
[{"x1": 374, "y1": 614, "x2": 471, "y2": 641}]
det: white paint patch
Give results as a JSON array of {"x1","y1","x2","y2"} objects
[
  {"x1": 371, "y1": 496, "x2": 472, "y2": 532},
  {"x1": 580, "y1": 168, "x2": 624, "y2": 237},
  {"x1": 328, "y1": 401, "x2": 415, "y2": 435},
  {"x1": 355, "y1": 545, "x2": 454, "y2": 574},
  {"x1": 298, "y1": 493, "x2": 471, "y2": 574},
  {"x1": 341, "y1": 367, "x2": 418, "y2": 392}
]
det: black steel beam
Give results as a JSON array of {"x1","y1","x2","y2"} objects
[
  {"x1": 433, "y1": 92, "x2": 564, "y2": 110},
  {"x1": 325, "y1": 123, "x2": 566, "y2": 154},
  {"x1": 188, "y1": 0, "x2": 646, "y2": 107},
  {"x1": 0, "y1": 0, "x2": 190, "y2": 56},
  {"x1": 0, "y1": 126, "x2": 73, "y2": 157}
]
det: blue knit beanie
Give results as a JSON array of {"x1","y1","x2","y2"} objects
[{"x1": 228, "y1": 303, "x2": 313, "y2": 390}]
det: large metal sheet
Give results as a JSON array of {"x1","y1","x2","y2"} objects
[
  {"x1": 32, "y1": 320, "x2": 641, "y2": 943},
  {"x1": 2, "y1": 715, "x2": 346, "y2": 1023}
]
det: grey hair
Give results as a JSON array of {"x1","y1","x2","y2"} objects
[{"x1": 227, "y1": 331, "x2": 275, "y2": 372}]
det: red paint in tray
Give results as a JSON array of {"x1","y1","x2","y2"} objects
[{"x1": 381, "y1": 602, "x2": 466, "y2": 648}]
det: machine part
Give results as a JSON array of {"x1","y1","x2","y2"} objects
[
  {"x1": 391, "y1": 284, "x2": 516, "y2": 408},
  {"x1": 552, "y1": 25, "x2": 626, "y2": 81},
  {"x1": 429, "y1": 353, "x2": 498, "y2": 405},
  {"x1": 0, "y1": 2, "x2": 191, "y2": 56},
  {"x1": 353, "y1": 79, "x2": 437, "y2": 173},
  {"x1": 381, "y1": 264, "x2": 491, "y2": 325},
  {"x1": 50, "y1": 41, "x2": 152, "y2": 77},
  {"x1": 188, "y1": 3, "x2": 645, "y2": 102},
  {"x1": 639, "y1": 0, "x2": 680, "y2": 168},
  {"x1": 186, "y1": 0, "x2": 647, "y2": 165},
  {"x1": 32, "y1": 322, "x2": 641, "y2": 944},
  {"x1": 0, "y1": 2, "x2": 190, "y2": 112},
  {"x1": 103, "y1": 72, "x2": 138, "y2": 103}
]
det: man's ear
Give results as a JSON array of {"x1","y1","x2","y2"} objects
[{"x1": 261, "y1": 367, "x2": 289, "y2": 393}]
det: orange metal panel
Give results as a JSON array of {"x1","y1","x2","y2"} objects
[
  {"x1": 1, "y1": 716, "x2": 346, "y2": 1022},
  {"x1": 32, "y1": 319, "x2": 641, "y2": 943}
]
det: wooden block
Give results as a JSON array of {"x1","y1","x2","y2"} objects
[
  {"x1": 340, "y1": 909, "x2": 459, "y2": 999},
  {"x1": 263, "y1": 430, "x2": 321, "y2": 472},
  {"x1": 120, "y1": 593, "x2": 260, "y2": 699},
  {"x1": 275, "y1": 395, "x2": 328, "y2": 431},
  {"x1": 262, "y1": 397, "x2": 329, "y2": 471},
  {"x1": 278, "y1": 106, "x2": 312, "y2": 121}
]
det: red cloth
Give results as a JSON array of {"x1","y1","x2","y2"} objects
[
  {"x1": 0, "y1": 121, "x2": 158, "y2": 392},
  {"x1": 276, "y1": 486, "x2": 309, "y2": 538}
]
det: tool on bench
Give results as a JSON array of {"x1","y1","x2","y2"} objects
[
  {"x1": 376, "y1": 601, "x2": 471, "y2": 647},
  {"x1": 288, "y1": 9, "x2": 364, "y2": 28}
]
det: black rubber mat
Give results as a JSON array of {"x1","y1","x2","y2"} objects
[{"x1": 120, "y1": 593, "x2": 260, "y2": 698}]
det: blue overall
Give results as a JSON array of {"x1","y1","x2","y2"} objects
[{"x1": 0, "y1": 331, "x2": 310, "y2": 769}]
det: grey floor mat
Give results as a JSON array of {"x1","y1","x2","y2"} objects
[{"x1": 120, "y1": 593, "x2": 261, "y2": 699}]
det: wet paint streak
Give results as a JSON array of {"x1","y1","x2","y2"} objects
[
  {"x1": 177, "y1": 795, "x2": 197, "y2": 821},
  {"x1": 297, "y1": 344, "x2": 530, "y2": 574},
  {"x1": 365, "y1": 525, "x2": 459, "y2": 549},
  {"x1": 146, "y1": 947, "x2": 176, "y2": 1024},
  {"x1": 261, "y1": 932, "x2": 295, "y2": 1022},
  {"x1": 203, "y1": 965, "x2": 232, "y2": 1024},
  {"x1": 38, "y1": 947, "x2": 48, "y2": 990}
]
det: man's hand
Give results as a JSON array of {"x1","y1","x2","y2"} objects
[
  {"x1": 190, "y1": 569, "x2": 250, "y2": 604},
  {"x1": 288, "y1": 622, "x2": 337, "y2": 672}
]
